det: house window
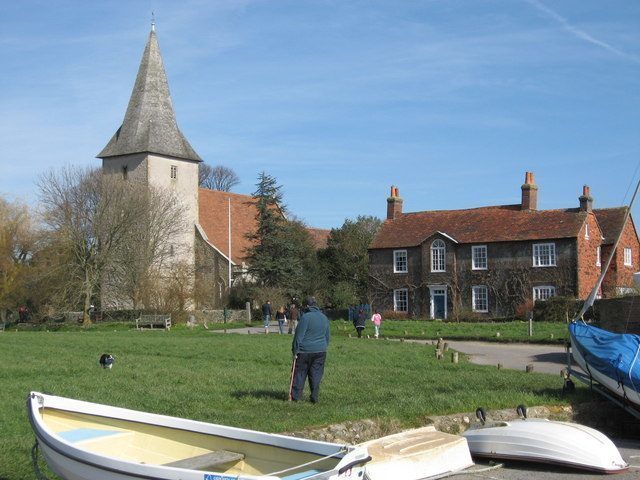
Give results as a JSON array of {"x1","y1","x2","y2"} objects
[
  {"x1": 624, "y1": 247, "x2": 632, "y2": 266},
  {"x1": 170, "y1": 165, "x2": 177, "y2": 179},
  {"x1": 596, "y1": 246, "x2": 601, "y2": 267},
  {"x1": 393, "y1": 288, "x2": 408, "y2": 312},
  {"x1": 472, "y1": 245, "x2": 487, "y2": 270},
  {"x1": 431, "y1": 239, "x2": 446, "y2": 272},
  {"x1": 393, "y1": 250, "x2": 408, "y2": 273},
  {"x1": 533, "y1": 243, "x2": 556, "y2": 267},
  {"x1": 533, "y1": 286, "x2": 556, "y2": 301},
  {"x1": 584, "y1": 224, "x2": 589, "y2": 240},
  {"x1": 472, "y1": 286, "x2": 488, "y2": 312}
]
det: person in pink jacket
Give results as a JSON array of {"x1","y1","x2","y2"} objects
[{"x1": 371, "y1": 309, "x2": 382, "y2": 339}]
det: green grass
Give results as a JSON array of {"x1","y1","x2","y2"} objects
[
  {"x1": 331, "y1": 319, "x2": 569, "y2": 343},
  {"x1": 0, "y1": 327, "x2": 586, "y2": 480}
]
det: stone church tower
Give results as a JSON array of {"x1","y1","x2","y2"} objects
[{"x1": 97, "y1": 23, "x2": 201, "y2": 275}]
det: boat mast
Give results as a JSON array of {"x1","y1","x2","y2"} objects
[{"x1": 574, "y1": 177, "x2": 640, "y2": 321}]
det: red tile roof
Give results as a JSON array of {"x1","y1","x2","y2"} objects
[
  {"x1": 593, "y1": 208, "x2": 629, "y2": 245},
  {"x1": 307, "y1": 228, "x2": 331, "y2": 249},
  {"x1": 198, "y1": 189, "x2": 258, "y2": 264},
  {"x1": 198, "y1": 188, "x2": 330, "y2": 263},
  {"x1": 370, "y1": 204, "x2": 590, "y2": 249}
]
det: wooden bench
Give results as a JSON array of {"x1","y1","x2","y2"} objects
[
  {"x1": 164, "y1": 450, "x2": 244, "y2": 470},
  {"x1": 135, "y1": 314, "x2": 171, "y2": 330}
]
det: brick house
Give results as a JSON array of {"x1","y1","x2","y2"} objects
[{"x1": 368, "y1": 173, "x2": 640, "y2": 319}]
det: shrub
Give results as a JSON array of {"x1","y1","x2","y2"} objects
[{"x1": 532, "y1": 296, "x2": 582, "y2": 322}]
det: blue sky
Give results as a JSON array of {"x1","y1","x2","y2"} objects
[{"x1": 1, "y1": 0, "x2": 639, "y2": 229}]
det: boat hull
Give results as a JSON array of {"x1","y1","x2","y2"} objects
[
  {"x1": 461, "y1": 418, "x2": 627, "y2": 473},
  {"x1": 569, "y1": 322, "x2": 640, "y2": 409},
  {"x1": 28, "y1": 392, "x2": 370, "y2": 480},
  {"x1": 361, "y1": 426, "x2": 473, "y2": 480}
]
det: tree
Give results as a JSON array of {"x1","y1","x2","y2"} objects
[
  {"x1": 0, "y1": 197, "x2": 36, "y2": 321},
  {"x1": 244, "y1": 172, "x2": 318, "y2": 297},
  {"x1": 38, "y1": 167, "x2": 186, "y2": 323},
  {"x1": 320, "y1": 215, "x2": 382, "y2": 306},
  {"x1": 199, "y1": 164, "x2": 240, "y2": 191}
]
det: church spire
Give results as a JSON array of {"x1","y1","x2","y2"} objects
[{"x1": 97, "y1": 25, "x2": 201, "y2": 162}]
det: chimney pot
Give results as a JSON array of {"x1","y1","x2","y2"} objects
[{"x1": 579, "y1": 184, "x2": 593, "y2": 212}]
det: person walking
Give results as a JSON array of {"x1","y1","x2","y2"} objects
[
  {"x1": 371, "y1": 309, "x2": 382, "y2": 339},
  {"x1": 287, "y1": 303, "x2": 299, "y2": 334},
  {"x1": 261, "y1": 300, "x2": 272, "y2": 334},
  {"x1": 291, "y1": 297, "x2": 330, "y2": 403},
  {"x1": 354, "y1": 308, "x2": 366, "y2": 338},
  {"x1": 275, "y1": 306, "x2": 287, "y2": 334}
]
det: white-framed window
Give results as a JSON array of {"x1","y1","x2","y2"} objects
[
  {"x1": 393, "y1": 250, "x2": 408, "y2": 273},
  {"x1": 533, "y1": 286, "x2": 556, "y2": 301},
  {"x1": 393, "y1": 288, "x2": 408, "y2": 312},
  {"x1": 431, "y1": 239, "x2": 446, "y2": 272},
  {"x1": 584, "y1": 224, "x2": 589, "y2": 240},
  {"x1": 596, "y1": 246, "x2": 601, "y2": 267},
  {"x1": 472, "y1": 286, "x2": 488, "y2": 312},
  {"x1": 624, "y1": 247, "x2": 632, "y2": 267},
  {"x1": 472, "y1": 245, "x2": 487, "y2": 270},
  {"x1": 170, "y1": 165, "x2": 177, "y2": 179},
  {"x1": 533, "y1": 242, "x2": 556, "y2": 267}
]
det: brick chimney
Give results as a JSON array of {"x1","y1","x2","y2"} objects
[
  {"x1": 579, "y1": 185, "x2": 593, "y2": 212},
  {"x1": 521, "y1": 171, "x2": 538, "y2": 211},
  {"x1": 387, "y1": 185, "x2": 403, "y2": 220}
]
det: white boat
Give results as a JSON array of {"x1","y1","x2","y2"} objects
[
  {"x1": 360, "y1": 425, "x2": 473, "y2": 479},
  {"x1": 461, "y1": 417, "x2": 628, "y2": 473},
  {"x1": 27, "y1": 391, "x2": 371, "y2": 480}
]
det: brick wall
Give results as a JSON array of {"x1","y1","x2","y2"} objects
[
  {"x1": 602, "y1": 220, "x2": 640, "y2": 296},
  {"x1": 595, "y1": 296, "x2": 640, "y2": 334},
  {"x1": 576, "y1": 213, "x2": 602, "y2": 299}
]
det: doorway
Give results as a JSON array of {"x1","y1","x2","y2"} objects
[{"x1": 430, "y1": 286, "x2": 447, "y2": 319}]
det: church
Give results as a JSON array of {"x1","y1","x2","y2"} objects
[{"x1": 97, "y1": 23, "x2": 328, "y2": 308}]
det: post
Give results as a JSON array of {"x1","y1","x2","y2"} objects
[
  {"x1": 526, "y1": 364, "x2": 534, "y2": 373},
  {"x1": 451, "y1": 352, "x2": 459, "y2": 363},
  {"x1": 245, "y1": 301, "x2": 251, "y2": 323},
  {"x1": 528, "y1": 311, "x2": 533, "y2": 337}
]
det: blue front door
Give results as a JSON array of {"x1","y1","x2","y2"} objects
[{"x1": 430, "y1": 286, "x2": 447, "y2": 319}]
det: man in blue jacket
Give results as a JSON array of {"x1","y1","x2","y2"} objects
[{"x1": 291, "y1": 296, "x2": 330, "y2": 403}]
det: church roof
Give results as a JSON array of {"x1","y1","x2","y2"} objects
[{"x1": 97, "y1": 27, "x2": 201, "y2": 162}]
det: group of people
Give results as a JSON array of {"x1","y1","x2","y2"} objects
[
  {"x1": 261, "y1": 300, "x2": 300, "y2": 334},
  {"x1": 353, "y1": 308, "x2": 382, "y2": 338}
]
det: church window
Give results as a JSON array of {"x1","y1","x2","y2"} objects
[
  {"x1": 170, "y1": 165, "x2": 177, "y2": 179},
  {"x1": 122, "y1": 165, "x2": 128, "y2": 180}
]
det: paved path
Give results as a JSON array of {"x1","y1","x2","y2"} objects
[{"x1": 215, "y1": 326, "x2": 576, "y2": 375}]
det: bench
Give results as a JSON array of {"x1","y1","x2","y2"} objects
[
  {"x1": 135, "y1": 314, "x2": 171, "y2": 330},
  {"x1": 164, "y1": 450, "x2": 244, "y2": 470}
]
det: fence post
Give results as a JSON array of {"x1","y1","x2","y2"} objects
[{"x1": 528, "y1": 311, "x2": 533, "y2": 337}]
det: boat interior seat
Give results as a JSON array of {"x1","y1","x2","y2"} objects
[
  {"x1": 281, "y1": 469, "x2": 323, "y2": 480},
  {"x1": 164, "y1": 449, "x2": 245, "y2": 470}
]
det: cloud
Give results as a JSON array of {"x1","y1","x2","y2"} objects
[{"x1": 525, "y1": 0, "x2": 640, "y2": 63}]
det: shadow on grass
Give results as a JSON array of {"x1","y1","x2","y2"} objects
[{"x1": 232, "y1": 389, "x2": 288, "y2": 401}]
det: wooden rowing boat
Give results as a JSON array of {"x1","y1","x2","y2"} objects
[{"x1": 27, "y1": 392, "x2": 370, "y2": 480}]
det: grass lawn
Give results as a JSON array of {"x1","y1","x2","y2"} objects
[
  {"x1": 0, "y1": 325, "x2": 586, "y2": 480},
  {"x1": 331, "y1": 319, "x2": 569, "y2": 343}
]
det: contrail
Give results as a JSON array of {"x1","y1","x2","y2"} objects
[{"x1": 525, "y1": 0, "x2": 639, "y2": 63}]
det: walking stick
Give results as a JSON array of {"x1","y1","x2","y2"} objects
[{"x1": 287, "y1": 354, "x2": 298, "y2": 401}]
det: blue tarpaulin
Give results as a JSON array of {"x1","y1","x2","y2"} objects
[{"x1": 569, "y1": 322, "x2": 640, "y2": 392}]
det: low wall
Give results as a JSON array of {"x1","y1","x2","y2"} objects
[
  {"x1": 594, "y1": 296, "x2": 640, "y2": 334},
  {"x1": 199, "y1": 309, "x2": 250, "y2": 324}
]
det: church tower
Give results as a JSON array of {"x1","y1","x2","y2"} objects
[{"x1": 97, "y1": 23, "x2": 201, "y2": 274}]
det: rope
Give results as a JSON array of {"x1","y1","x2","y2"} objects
[
  {"x1": 266, "y1": 447, "x2": 349, "y2": 476},
  {"x1": 31, "y1": 441, "x2": 53, "y2": 480}
]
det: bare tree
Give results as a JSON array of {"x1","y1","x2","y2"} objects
[
  {"x1": 103, "y1": 185, "x2": 186, "y2": 309},
  {"x1": 199, "y1": 164, "x2": 240, "y2": 191},
  {"x1": 38, "y1": 167, "x2": 186, "y2": 323}
]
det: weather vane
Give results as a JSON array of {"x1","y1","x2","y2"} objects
[{"x1": 151, "y1": 11, "x2": 156, "y2": 32}]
